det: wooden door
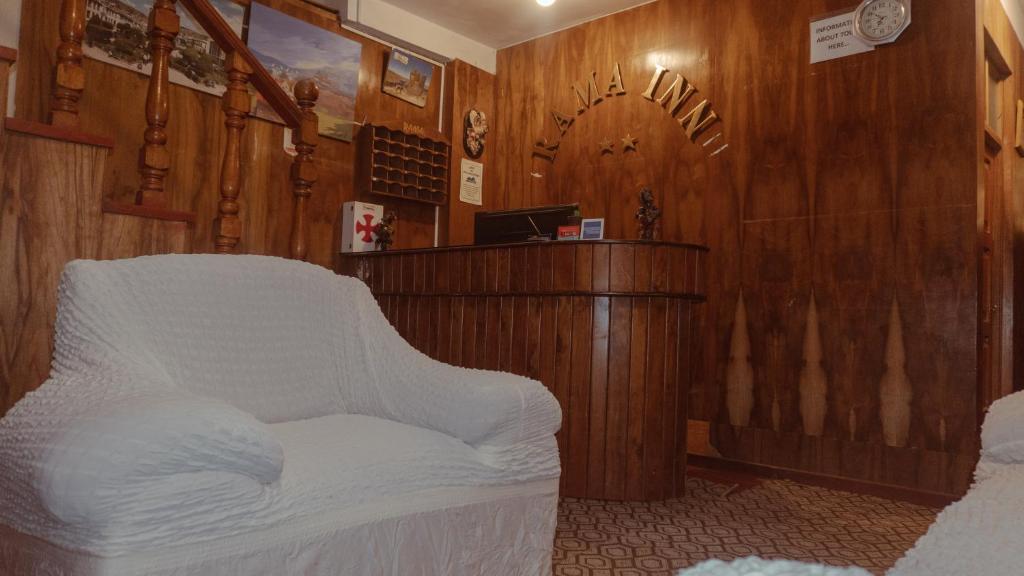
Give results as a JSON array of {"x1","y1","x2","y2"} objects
[
  {"x1": 980, "y1": 147, "x2": 997, "y2": 419},
  {"x1": 980, "y1": 38, "x2": 1012, "y2": 417}
]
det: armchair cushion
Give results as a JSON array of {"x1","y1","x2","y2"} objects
[{"x1": 39, "y1": 381, "x2": 282, "y2": 527}]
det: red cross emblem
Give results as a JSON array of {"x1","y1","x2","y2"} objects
[{"x1": 355, "y1": 214, "x2": 376, "y2": 242}]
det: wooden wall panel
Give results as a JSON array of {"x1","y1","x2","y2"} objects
[
  {"x1": 0, "y1": 128, "x2": 203, "y2": 414},
  {"x1": 99, "y1": 214, "x2": 193, "y2": 260},
  {"x1": 0, "y1": 134, "x2": 108, "y2": 411},
  {"x1": 983, "y1": 0, "x2": 1024, "y2": 404},
  {"x1": 341, "y1": 240, "x2": 706, "y2": 500},
  {"x1": 494, "y1": 0, "x2": 981, "y2": 495},
  {"x1": 442, "y1": 60, "x2": 500, "y2": 246},
  {"x1": 1011, "y1": 17, "x2": 1024, "y2": 396},
  {"x1": 15, "y1": 0, "x2": 449, "y2": 267}
]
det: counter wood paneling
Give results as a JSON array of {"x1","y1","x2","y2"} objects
[{"x1": 339, "y1": 240, "x2": 708, "y2": 500}]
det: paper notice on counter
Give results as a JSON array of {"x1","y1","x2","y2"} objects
[{"x1": 460, "y1": 158, "x2": 483, "y2": 206}]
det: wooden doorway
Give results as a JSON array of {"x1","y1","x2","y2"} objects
[{"x1": 981, "y1": 28, "x2": 1013, "y2": 417}]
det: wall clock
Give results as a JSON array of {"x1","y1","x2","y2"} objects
[{"x1": 853, "y1": 0, "x2": 911, "y2": 45}]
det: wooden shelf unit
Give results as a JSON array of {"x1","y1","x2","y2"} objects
[{"x1": 357, "y1": 121, "x2": 451, "y2": 206}]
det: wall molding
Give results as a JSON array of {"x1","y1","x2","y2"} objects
[{"x1": 688, "y1": 455, "x2": 959, "y2": 509}]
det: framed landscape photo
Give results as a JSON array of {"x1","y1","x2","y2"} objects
[
  {"x1": 382, "y1": 48, "x2": 433, "y2": 108},
  {"x1": 247, "y1": 2, "x2": 362, "y2": 142},
  {"x1": 83, "y1": 0, "x2": 246, "y2": 96}
]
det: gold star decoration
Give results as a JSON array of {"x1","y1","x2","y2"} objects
[
  {"x1": 599, "y1": 138, "x2": 615, "y2": 154},
  {"x1": 621, "y1": 134, "x2": 639, "y2": 152}
]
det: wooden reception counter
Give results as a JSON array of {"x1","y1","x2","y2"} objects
[{"x1": 338, "y1": 240, "x2": 707, "y2": 501}]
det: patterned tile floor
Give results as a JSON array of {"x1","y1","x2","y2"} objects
[{"x1": 552, "y1": 477, "x2": 938, "y2": 576}]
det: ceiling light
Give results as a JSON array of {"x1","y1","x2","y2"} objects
[{"x1": 537, "y1": 0, "x2": 556, "y2": 6}]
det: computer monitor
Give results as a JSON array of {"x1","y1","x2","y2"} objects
[{"x1": 473, "y1": 204, "x2": 580, "y2": 245}]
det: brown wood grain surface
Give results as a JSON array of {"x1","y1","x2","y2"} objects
[
  {"x1": 0, "y1": 131, "x2": 198, "y2": 414},
  {"x1": 493, "y1": 0, "x2": 983, "y2": 496},
  {"x1": 340, "y1": 241, "x2": 705, "y2": 500},
  {"x1": 0, "y1": 133, "x2": 107, "y2": 412},
  {"x1": 15, "y1": 0, "x2": 448, "y2": 266},
  {"x1": 3, "y1": 0, "x2": 469, "y2": 412},
  {"x1": 0, "y1": 60, "x2": 9, "y2": 138},
  {"x1": 442, "y1": 60, "x2": 501, "y2": 246},
  {"x1": 8, "y1": 0, "x2": 1009, "y2": 498},
  {"x1": 4, "y1": 117, "x2": 114, "y2": 148}
]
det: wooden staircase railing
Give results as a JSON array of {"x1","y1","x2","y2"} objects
[
  {"x1": 50, "y1": 0, "x2": 319, "y2": 260},
  {"x1": 51, "y1": 0, "x2": 85, "y2": 128}
]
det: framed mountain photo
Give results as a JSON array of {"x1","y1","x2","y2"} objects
[{"x1": 247, "y1": 2, "x2": 362, "y2": 142}]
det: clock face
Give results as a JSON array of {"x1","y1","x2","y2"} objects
[{"x1": 855, "y1": 0, "x2": 909, "y2": 43}]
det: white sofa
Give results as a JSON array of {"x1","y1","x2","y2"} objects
[
  {"x1": 681, "y1": 390, "x2": 1024, "y2": 576},
  {"x1": 0, "y1": 254, "x2": 562, "y2": 576}
]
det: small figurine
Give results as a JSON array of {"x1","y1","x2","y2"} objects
[
  {"x1": 374, "y1": 211, "x2": 397, "y2": 251},
  {"x1": 635, "y1": 187, "x2": 662, "y2": 241}
]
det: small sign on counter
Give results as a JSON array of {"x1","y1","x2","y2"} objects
[
  {"x1": 460, "y1": 158, "x2": 483, "y2": 206},
  {"x1": 810, "y1": 10, "x2": 873, "y2": 64}
]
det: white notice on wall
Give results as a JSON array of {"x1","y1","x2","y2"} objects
[
  {"x1": 810, "y1": 11, "x2": 874, "y2": 64},
  {"x1": 460, "y1": 159, "x2": 483, "y2": 206}
]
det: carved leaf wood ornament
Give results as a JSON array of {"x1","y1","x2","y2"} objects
[
  {"x1": 799, "y1": 292, "x2": 828, "y2": 437},
  {"x1": 726, "y1": 291, "x2": 754, "y2": 428},
  {"x1": 531, "y1": 62, "x2": 727, "y2": 162},
  {"x1": 879, "y1": 297, "x2": 912, "y2": 448}
]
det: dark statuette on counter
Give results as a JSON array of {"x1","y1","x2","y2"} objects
[
  {"x1": 374, "y1": 212, "x2": 397, "y2": 251},
  {"x1": 635, "y1": 188, "x2": 662, "y2": 240}
]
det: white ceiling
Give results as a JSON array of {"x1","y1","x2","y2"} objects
[{"x1": 373, "y1": 0, "x2": 656, "y2": 49}]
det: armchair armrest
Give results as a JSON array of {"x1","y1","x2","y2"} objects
[
  {"x1": 391, "y1": 363, "x2": 562, "y2": 448},
  {"x1": 982, "y1": 390, "x2": 1024, "y2": 463},
  {"x1": 34, "y1": 379, "x2": 283, "y2": 526},
  {"x1": 349, "y1": 288, "x2": 562, "y2": 449}
]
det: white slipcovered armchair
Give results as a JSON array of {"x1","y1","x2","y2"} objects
[{"x1": 0, "y1": 254, "x2": 562, "y2": 576}]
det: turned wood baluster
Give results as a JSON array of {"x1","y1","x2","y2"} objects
[
  {"x1": 214, "y1": 53, "x2": 252, "y2": 254},
  {"x1": 136, "y1": 0, "x2": 180, "y2": 207},
  {"x1": 289, "y1": 79, "x2": 319, "y2": 261},
  {"x1": 51, "y1": 0, "x2": 86, "y2": 127}
]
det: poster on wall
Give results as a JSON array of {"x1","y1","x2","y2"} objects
[
  {"x1": 382, "y1": 48, "x2": 433, "y2": 108},
  {"x1": 83, "y1": 0, "x2": 246, "y2": 96},
  {"x1": 459, "y1": 158, "x2": 483, "y2": 206},
  {"x1": 247, "y1": 2, "x2": 362, "y2": 142}
]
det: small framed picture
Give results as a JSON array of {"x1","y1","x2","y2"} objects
[
  {"x1": 580, "y1": 218, "x2": 605, "y2": 240},
  {"x1": 382, "y1": 48, "x2": 434, "y2": 108}
]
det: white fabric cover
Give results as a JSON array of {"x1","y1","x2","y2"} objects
[
  {"x1": 889, "y1": 469, "x2": 1024, "y2": 576},
  {"x1": 0, "y1": 480, "x2": 559, "y2": 576},
  {"x1": 678, "y1": 558, "x2": 871, "y2": 576},
  {"x1": 0, "y1": 254, "x2": 561, "y2": 573},
  {"x1": 979, "y1": 390, "x2": 1024, "y2": 466}
]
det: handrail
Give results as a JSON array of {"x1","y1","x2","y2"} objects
[
  {"x1": 177, "y1": 0, "x2": 320, "y2": 260},
  {"x1": 50, "y1": 0, "x2": 319, "y2": 260},
  {"x1": 51, "y1": 0, "x2": 85, "y2": 127},
  {"x1": 178, "y1": 0, "x2": 303, "y2": 128}
]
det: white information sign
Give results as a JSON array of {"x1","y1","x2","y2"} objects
[
  {"x1": 460, "y1": 158, "x2": 484, "y2": 206},
  {"x1": 810, "y1": 11, "x2": 874, "y2": 64}
]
